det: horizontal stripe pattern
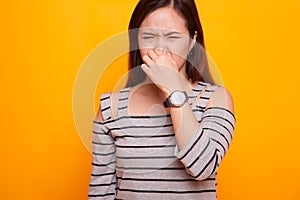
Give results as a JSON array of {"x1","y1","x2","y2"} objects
[
  {"x1": 88, "y1": 81, "x2": 236, "y2": 200},
  {"x1": 89, "y1": 96, "x2": 117, "y2": 199},
  {"x1": 175, "y1": 107, "x2": 236, "y2": 181},
  {"x1": 99, "y1": 93, "x2": 112, "y2": 121}
]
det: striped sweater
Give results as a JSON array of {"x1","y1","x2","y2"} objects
[{"x1": 88, "y1": 81, "x2": 236, "y2": 200}]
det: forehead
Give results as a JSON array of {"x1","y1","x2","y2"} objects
[{"x1": 139, "y1": 7, "x2": 188, "y2": 33}]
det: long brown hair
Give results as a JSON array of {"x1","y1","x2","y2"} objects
[{"x1": 126, "y1": 0, "x2": 215, "y2": 87}]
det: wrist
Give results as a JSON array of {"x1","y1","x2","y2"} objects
[
  {"x1": 163, "y1": 90, "x2": 188, "y2": 108},
  {"x1": 162, "y1": 85, "x2": 185, "y2": 98}
]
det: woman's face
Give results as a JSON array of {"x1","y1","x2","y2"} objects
[{"x1": 138, "y1": 7, "x2": 196, "y2": 70}]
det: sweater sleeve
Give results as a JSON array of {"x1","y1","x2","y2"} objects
[
  {"x1": 88, "y1": 93, "x2": 116, "y2": 199},
  {"x1": 88, "y1": 120, "x2": 117, "y2": 199},
  {"x1": 175, "y1": 107, "x2": 236, "y2": 181}
]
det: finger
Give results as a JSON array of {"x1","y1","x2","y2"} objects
[
  {"x1": 166, "y1": 50, "x2": 175, "y2": 59},
  {"x1": 153, "y1": 48, "x2": 164, "y2": 56},
  {"x1": 147, "y1": 49, "x2": 157, "y2": 61},
  {"x1": 142, "y1": 55, "x2": 154, "y2": 65}
]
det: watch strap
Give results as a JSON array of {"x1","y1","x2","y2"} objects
[{"x1": 163, "y1": 99, "x2": 171, "y2": 108}]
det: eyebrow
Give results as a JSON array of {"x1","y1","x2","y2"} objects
[
  {"x1": 163, "y1": 31, "x2": 181, "y2": 36},
  {"x1": 140, "y1": 31, "x2": 181, "y2": 36},
  {"x1": 141, "y1": 32, "x2": 157, "y2": 36}
]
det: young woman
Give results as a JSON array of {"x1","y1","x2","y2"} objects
[{"x1": 88, "y1": 0, "x2": 236, "y2": 199}]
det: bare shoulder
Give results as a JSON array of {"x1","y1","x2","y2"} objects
[
  {"x1": 206, "y1": 86, "x2": 235, "y2": 114},
  {"x1": 110, "y1": 92, "x2": 119, "y2": 118},
  {"x1": 95, "y1": 92, "x2": 119, "y2": 122},
  {"x1": 95, "y1": 102, "x2": 104, "y2": 122}
]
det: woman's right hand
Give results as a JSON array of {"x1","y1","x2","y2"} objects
[{"x1": 141, "y1": 48, "x2": 187, "y2": 98}]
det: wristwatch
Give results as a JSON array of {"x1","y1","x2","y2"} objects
[{"x1": 163, "y1": 90, "x2": 188, "y2": 108}]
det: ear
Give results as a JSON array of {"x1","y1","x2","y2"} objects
[{"x1": 189, "y1": 31, "x2": 198, "y2": 51}]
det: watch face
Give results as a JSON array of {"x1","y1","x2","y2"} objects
[{"x1": 170, "y1": 91, "x2": 187, "y2": 106}]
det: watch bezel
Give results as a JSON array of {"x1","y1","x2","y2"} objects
[{"x1": 164, "y1": 90, "x2": 188, "y2": 108}]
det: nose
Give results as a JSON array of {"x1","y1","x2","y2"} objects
[
  {"x1": 153, "y1": 48, "x2": 166, "y2": 56},
  {"x1": 154, "y1": 36, "x2": 168, "y2": 51}
]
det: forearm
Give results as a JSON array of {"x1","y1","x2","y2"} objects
[{"x1": 169, "y1": 101, "x2": 200, "y2": 150}]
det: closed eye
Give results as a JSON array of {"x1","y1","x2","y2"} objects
[
  {"x1": 142, "y1": 36, "x2": 155, "y2": 40},
  {"x1": 168, "y1": 36, "x2": 181, "y2": 39}
]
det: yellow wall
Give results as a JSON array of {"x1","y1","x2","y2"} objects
[{"x1": 1, "y1": 0, "x2": 300, "y2": 199}]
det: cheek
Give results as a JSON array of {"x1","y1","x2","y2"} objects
[
  {"x1": 139, "y1": 49, "x2": 147, "y2": 59},
  {"x1": 138, "y1": 37, "x2": 152, "y2": 58},
  {"x1": 172, "y1": 54, "x2": 187, "y2": 68},
  {"x1": 169, "y1": 40, "x2": 191, "y2": 68},
  {"x1": 168, "y1": 43, "x2": 190, "y2": 69},
  {"x1": 168, "y1": 40, "x2": 190, "y2": 58}
]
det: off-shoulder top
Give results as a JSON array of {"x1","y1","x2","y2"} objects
[{"x1": 88, "y1": 81, "x2": 236, "y2": 200}]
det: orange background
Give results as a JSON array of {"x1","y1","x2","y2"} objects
[{"x1": 1, "y1": 0, "x2": 300, "y2": 199}]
